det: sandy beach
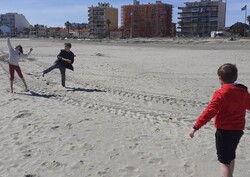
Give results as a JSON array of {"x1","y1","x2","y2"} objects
[{"x1": 0, "y1": 38, "x2": 250, "y2": 177}]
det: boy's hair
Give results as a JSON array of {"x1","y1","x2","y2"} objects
[
  {"x1": 217, "y1": 63, "x2": 238, "y2": 83},
  {"x1": 16, "y1": 45, "x2": 23, "y2": 54},
  {"x1": 64, "y1": 43, "x2": 71, "y2": 48}
]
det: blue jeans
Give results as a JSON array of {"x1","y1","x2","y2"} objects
[{"x1": 43, "y1": 61, "x2": 66, "y2": 87}]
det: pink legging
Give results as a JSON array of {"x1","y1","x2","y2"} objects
[{"x1": 9, "y1": 64, "x2": 23, "y2": 80}]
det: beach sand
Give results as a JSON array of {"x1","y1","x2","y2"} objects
[{"x1": 0, "y1": 38, "x2": 250, "y2": 177}]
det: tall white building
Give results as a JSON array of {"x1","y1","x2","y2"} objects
[
  {"x1": 178, "y1": 0, "x2": 226, "y2": 37},
  {"x1": 0, "y1": 13, "x2": 30, "y2": 36}
]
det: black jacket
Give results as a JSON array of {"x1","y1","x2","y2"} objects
[{"x1": 56, "y1": 49, "x2": 75, "y2": 70}]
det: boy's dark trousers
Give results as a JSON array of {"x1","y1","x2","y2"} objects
[{"x1": 43, "y1": 61, "x2": 66, "y2": 87}]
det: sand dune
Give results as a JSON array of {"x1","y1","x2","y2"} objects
[{"x1": 0, "y1": 38, "x2": 250, "y2": 177}]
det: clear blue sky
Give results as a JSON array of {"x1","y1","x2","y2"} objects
[{"x1": 0, "y1": 0, "x2": 249, "y2": 27}]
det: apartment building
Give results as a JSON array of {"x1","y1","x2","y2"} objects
[
  {"x1": 88, "y1": 2, "x2": 118, "y2": 38},
  {"x1": 0, "y1": 13, "x2": 30, "y2": 36},
  {"x1": 178, "y1": 0, "x2": 226, "y2": 37},
  {"x1": 121, "y1": 1, "x2": 173, "y2": 38}
]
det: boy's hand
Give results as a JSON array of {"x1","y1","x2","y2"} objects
[
  {"x1": 63, "y1": 58, "x2": 71, "y2": 63},
  {"x1": 189, "y1": 128, "x2": 197, "y2": 138}
]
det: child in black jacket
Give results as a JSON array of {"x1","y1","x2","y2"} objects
[{"x1": 42, "y1": 42, "x2": 75, "y2": 87}]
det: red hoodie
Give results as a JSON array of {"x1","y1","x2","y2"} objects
[{"x1": 194, "y1": 84, "x2": 250, "y2": 130}]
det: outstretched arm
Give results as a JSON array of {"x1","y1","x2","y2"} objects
[
  {"x1": 7, "y1": 37, "x2": 14, "y2": 52},
  {"x1": 21, "y1": 48, "x2": 33, "y2": 58}
]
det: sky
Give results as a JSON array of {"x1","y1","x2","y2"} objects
[{"x1": 0, "y1": 0, "x2": 250, "y2": 27}]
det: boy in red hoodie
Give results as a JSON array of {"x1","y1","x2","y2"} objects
[{"x1": 189, "y1": 63, "x2": 250, "y2": 177}]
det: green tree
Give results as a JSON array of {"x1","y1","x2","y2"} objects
[{"x1": 229, "y1": 22, "x2": 248, "y2": 36}]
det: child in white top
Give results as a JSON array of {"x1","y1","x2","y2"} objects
[{"x1": 7, "y1": 37, "x2": 33, "y2": 93}]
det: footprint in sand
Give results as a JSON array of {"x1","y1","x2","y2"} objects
[
  {"x1": 11, "y1": 132, "x2": 20, "y2": 140},
  {"x1": 156, "y1": 167, "x2": 170, "y2": 177},
  {"x1": 119, "y1": 166, "x2": 139, "y2": 176},
  {"x1": 148, "y1": 157, "x2": 164, "y2": 164},
  {"x1": 107, "y1": 148, "x2": 119, "y2": 160},
  {"x1": 42, "y1": 160, "x2": 64, "y2": 169},
  {"x1": 128, "y1": 142, "x2": 139, "y2": 149},
  {"x1": 82, "y1": 143, "x2": 94, "y2": 151},
  {"x1": 13, "y1": 110, "x2": 32, "y2": 119},
  {"x1": 183, "y1": 161, "x2": 195, "y2": 175},
  {"x1": 97, "y1": 167, "x2": 111, "y2": 176}
]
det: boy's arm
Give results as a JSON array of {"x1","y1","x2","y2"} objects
[
  {"x1": 194, "y1": 92, "x2": 222, "y2": 129},
  {"x1": 62, "y1": 58, "x2": 72, "y2": 63},
  {"x1": 62, "y1": 52, "x2": 75, "y2": 64},
  {"x1": 57, "y1": 56, "x2": 72, "y2": 63},
  {"x1": 189, "y1": 91, "x2": 222, "y2": 138},
  {"x1": 57, "y1": 52, "x2": 74, "y2": 64}
]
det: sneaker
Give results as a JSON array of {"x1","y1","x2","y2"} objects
[
  {"x1": 42, "y1": 72, "x2": 45, "y2": 77},
  {"x1": 24, "y1": 88, "x2": 30, "y2": 92}
]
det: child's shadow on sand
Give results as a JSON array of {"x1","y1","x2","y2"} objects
[
  {"x1": 65, "y1": 87, "x2": 106, "y2": 93},
  {"x1": 17, "y1": 91, "x2": 57, "y2": 98},
  {"x1": 17, "y1": 88, "x2": 105, "y2": 98}
]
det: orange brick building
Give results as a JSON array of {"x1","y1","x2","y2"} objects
[{"x1": 121, "y1": 1, "x2": 173, "y2": 38}]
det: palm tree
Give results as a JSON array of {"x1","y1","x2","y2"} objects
[
  {"x1": 178, "y1": 21, "x2": 184, "y2": 36},
  {"x1": 77, "y1": 25, "x2": 81, "y2": 38},
  {"x1": 34, "y1": 24, "x2": 39, "y2": 37},
  {"x1": 106, "y1": 19, "x2": 111, "y2": 38},
  {"x1": 45, "y1": 28, "x2": 50, "y2": 38},
  {"x1": 65, "y1": 21, "x2": 71, "y2": 37},
  {"x1": 247, "y1": 15, "x2": 250, "y2": 36},
  {"x1": 247, "y1": 15, "x2": 250, "y2": 26},
  {"x1": 0, "y1": 29, "x2": 3, "y2": 37},
  {"x1": 13, "y1": 27, "x2": 18, "y2": 37},
  {"x1": 120, "y1": 26, "x2": 124, "y2": 39}
]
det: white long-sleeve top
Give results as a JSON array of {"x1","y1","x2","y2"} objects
[{"x1": 7, "y1": 38, "x2": 32, "y2": 66}]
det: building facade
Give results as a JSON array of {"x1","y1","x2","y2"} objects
[
  {"x1": 0, "y1": 13, "x2": 30, "y2": 36},
  {"x1": 121, "y1": 1, "x2": 173, "y2": 38},
  {"x1": 178, "y1": 0, "x2": 226, "y2": 37},
  {"x1": 29, "y1": 24, "x2": 48, "y2": 37},
  {"x1": 70, "y1": 23, "x2": 88, "y2": 30},
  {"x1": 88, "y1": 3, "x2": 118, "y2": 38}
]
